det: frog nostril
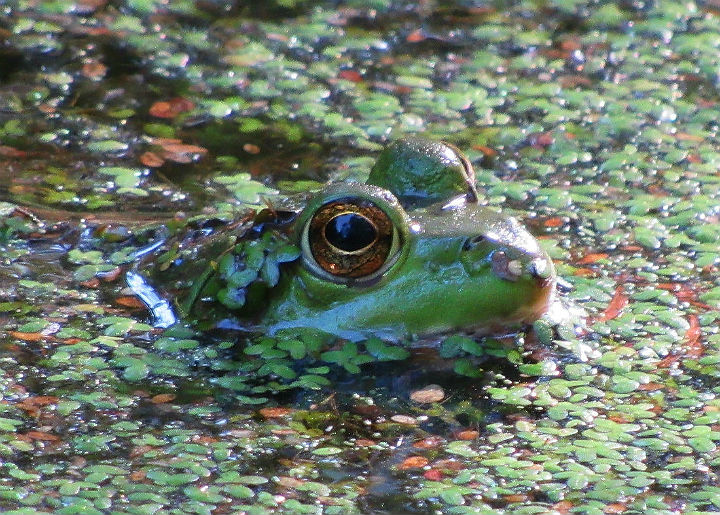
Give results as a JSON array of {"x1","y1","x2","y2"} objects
[{"x1": 527, "y1": 257, "x2": 552, "y2": 280}]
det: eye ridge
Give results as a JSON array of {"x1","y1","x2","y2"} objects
[{"x1": 307, "y1": 199, "x2": 394, "y2": 278}]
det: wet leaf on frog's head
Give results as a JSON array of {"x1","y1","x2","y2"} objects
[
  {"x1": 261, "y1": 256, "x2": 280, "y2": 287},
  {"x1": 226, "y1": 268, "x2": 257, "y2": 289},
  {"x1": 217, "y1": 287, "x2": 246, "y2": 309},
  {"x1": 275, "y1": 244, "x2": 301, "y2": 263}
]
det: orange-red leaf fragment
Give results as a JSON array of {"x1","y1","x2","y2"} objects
[
  {"x1": 9, "y1": 331, "x2": 45, "y2": 342},
  {"x1": 149, "y1": 97, "x2": 195, "y2": 119},
  {"x1": 406, "y1": 29, "x2": 426, "y2": 43},
  {"x1": 423, "y1": 469, "x2": 443, "y2": 480},
  {"x1": 413, "y1": 436, "x2": 444, "y2": 449},
  {"x1": 140, "y1": 151, "x2": 165, "y2": 167},
  {"x1": 259, "y1": 407, "x2": 294, "y2": 418},
  {"x1": 600, "y1": 286, "x2": 628, "y2": 322},
  {"x1": 116, "y1": 296, "x2": 146, "y2": 308},
  {"x1": 576, "y1": 253, "x2": 608, "y2": 265},
  {"x1": 456, "y1": 430, "x2": 479, "y2": 441},
  {"x1": 151, "y1": 393, "x2": 176, "y2": 404},
  {"x1": 338, "y1": 70, "x2": 363, "y2": 82},
  {"x1": 0, "y1": 145, "x2": 27, "y2": 158},
  {"x1": 684, "y1": 315, "x2": 703, "y2": 358},
  {"x1": 398, "y1": 456, "x2": 428, "y2": 470},
  {"x1": 25, "y1": 431, "x2": 61, "y2": 442}
]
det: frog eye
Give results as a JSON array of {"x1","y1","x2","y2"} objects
[{"x1": 301, "y1": 198, "x2": 402, "y2": 282}]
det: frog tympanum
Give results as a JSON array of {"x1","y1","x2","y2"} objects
[{"x1": 140, "y1": 138, "x2": 556, "y2": 342}]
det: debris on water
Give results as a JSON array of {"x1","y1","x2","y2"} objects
[
  {"x1": 409, "y1": 384, "x2": 445, "y2": 404},
  {"x1": 390, "y1": 415, "x2": 418, "y2": 425}
]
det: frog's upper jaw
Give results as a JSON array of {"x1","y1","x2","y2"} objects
[
  {"x1": 262, "y1": 199, "x2": 556, "y2": 342},
  {"x1": 263, "y1": 245, "x2": 555, "y2": 342}
]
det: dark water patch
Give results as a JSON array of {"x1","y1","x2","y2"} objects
[
  {"x1": 94, "y1": 39, "x2": 146, "y2": 78},
  {"x1": 197, "y1": 0, "x2": 341, "y2": 21},
  {"x1": 0, "y1": 42, "x2": 24, "y2": 83},
  {"x1": 186, "y1": 118, "x2": 336, "y2": 183}
]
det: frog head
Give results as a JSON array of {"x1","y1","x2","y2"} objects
[
  {"x1": 258, "y1": 138, "x2": 555, "y2": 340},
  {"x1": 149, "y1": 138, "x2": 556, "y2": 340}
]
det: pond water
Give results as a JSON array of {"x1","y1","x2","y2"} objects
[{"x1": 1, "y1": 1, "x2": 720, "y2": 514}]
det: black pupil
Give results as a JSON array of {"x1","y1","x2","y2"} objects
[{"x1": 325, "y1": 213, "x2": 377, "y2": 252}]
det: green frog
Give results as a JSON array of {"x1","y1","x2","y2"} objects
[{"x1": 137, "y1": 137, "x2": 556, "y2": 343}]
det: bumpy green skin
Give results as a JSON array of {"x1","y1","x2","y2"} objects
[
  {"x1": 367, "y1": 137, "x2": 474, "y2": 202},
  {"x1": 248, "y1": 138, "x2": 556, "y2": 340},
  {"x1": 177, "y1": 138, "x2": 555, "y2": 339}
]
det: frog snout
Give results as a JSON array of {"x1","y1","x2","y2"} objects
[
  {"x1": 461, "y1": 235, "x2": 553, "y2": 285},
  {"x1": 526, "y1": 254, "x2": 553, "y2": 282},
  {"x1": 488, "y1": 249, "x2": 552, "y2": 284}
]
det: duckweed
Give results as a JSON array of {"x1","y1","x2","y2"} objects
[{"x1": 1, "y1": 0, "x2": 720, "y2": 513}]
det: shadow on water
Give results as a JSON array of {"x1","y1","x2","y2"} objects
[{"x1": 179, "y1": 117, "x2": 337, "y2": 182}]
